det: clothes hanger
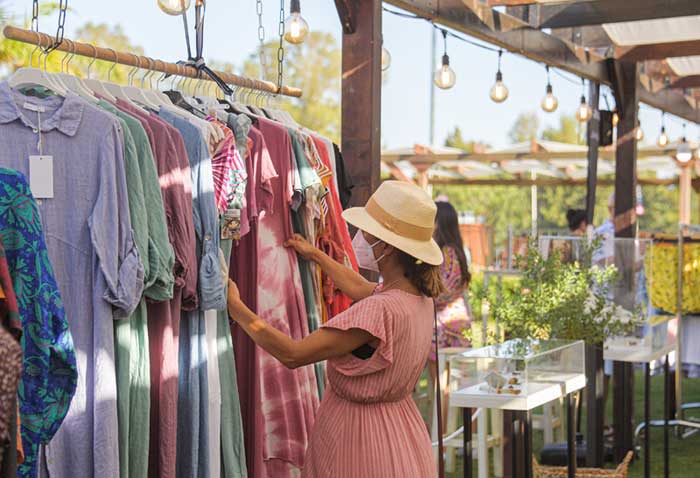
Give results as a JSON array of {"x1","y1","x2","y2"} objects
[
  {"x1": 84, "y1": 46, "x2": 120, "y2": 103},
  {"x1": 153, "y1": 61, "x2": 174, "y2": 106},
  {"x1": 140, "y1": 58, "x2": 171, "y2": 108},
  {"x1": 8, "y1": 31, "x2": 67, "y2": 96},
  {"x1": 122, "y1": 55, "x2": 160, "y2": 110},
  {"x1": 56, "y1": 40, "x2": 98, "y2": 102}
]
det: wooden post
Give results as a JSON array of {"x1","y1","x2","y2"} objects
[
  {"x1": 337, "y1": 0, "x2": 383, "y2": 207},
  {"x1": 679, "y1": 162, "x2": 692, "y2": 224},
  {"x1": 611, "y1": 60, "x2": 638, "y2": 463},
  {"x1": 585, "y1": 82, "x2": 601, "y2": 226}
]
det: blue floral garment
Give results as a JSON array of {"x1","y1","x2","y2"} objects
[{"x1": 0, "y1": 168, "x2": 77, "y2": 478}]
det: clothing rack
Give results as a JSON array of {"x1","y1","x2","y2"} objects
[{"x1": 1, "y1": 25, "x2": 303, "y2": 98}]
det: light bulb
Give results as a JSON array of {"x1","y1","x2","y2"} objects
[
  {"x1": 434, "y1": 54, "x2": 456, "y2": 89},
  {"x1": 541, "y1": 84, "x2": 558, "y2": 113},
  {"x1": 612, "y1": 112, "x2": 619, "y2": 127},
  {"x1": 677, "y1": 138, "x2": 693, "y2": 163},
  {"x1": 636, "y1": 125, "x2": 644, "y2": 142},
  {"x1": 575, "y1": 95, "x2": 592, "y2": 122},
  {"x1": 657, "y1": 127, "x2": 669, "y2": 147},
  {"x1": 284, "y1": 12, "x2": 309, "y2": 44},
  {"x1": 381, "y1": 46, "x2": 391, "y2": 71},
  {"x1": 157, "y1": 0, "x2": 191, "y2": 15},
  {"x1": 489, "y1": 71, "x2": 508, "y2": 103}
]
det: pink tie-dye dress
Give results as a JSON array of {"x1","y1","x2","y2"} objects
[{"x1": 302, "y1": 288, "x2": 437, "y2": 478}]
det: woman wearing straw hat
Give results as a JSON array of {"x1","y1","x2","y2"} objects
[{"x1": 227, "y1": 181, "x2": 445, "y2": 478}]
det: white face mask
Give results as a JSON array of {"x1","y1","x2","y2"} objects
[{"x1": 352, "y1": 230, "x2": 385, "y2": 272}]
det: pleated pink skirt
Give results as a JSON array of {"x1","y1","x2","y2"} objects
[{"x1": 301, "y1": 388, "x2": 436, "y2": 478}]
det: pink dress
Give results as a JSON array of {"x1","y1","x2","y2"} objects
[{"x1": 302, "y1": 289, "x2": 436, "y2": 478}]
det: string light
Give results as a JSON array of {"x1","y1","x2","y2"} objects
[
  {"x1": 541, "y1": 66, "x2": 558, "y2": 113},
  {"x1": 612, "y1": 111, "x2": 619, "y2": 127},
  {"x1": 657, "y1": 112, "x2": 669, "y2": 147},
  {"x1": 489, "y1": 49, "x2": 508, "y2": 103},
  {"x1": 575, "y1": 78, "x2": 592, "y2": 122},
  {"x1": 434, "y1": 30, "x2": 456, "y2": 90},
  {"x1": 636, "y1": 120, "x2": 644, "y2": 142},
  {"x1": 157, "y1": 0, "x2": 191, "y2": 15},
  {"x1": 677, "y1": 124, "x2": 693, "y2": 163},
  {"x1": 381, "y1": 44, "x2": 391, "y2": 71},
  {"x1": 284, "y1": 0, "x2": 309, "y2": 44}
]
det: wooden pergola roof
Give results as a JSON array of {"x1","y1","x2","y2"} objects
[
  {"x1": 383, "y1": 0, "x2": 700, "y2": 123},
  {"x1": 382, "y1": 140, "x2": 696, "y2": 187}
]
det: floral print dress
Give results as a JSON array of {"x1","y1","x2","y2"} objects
[{"x1": 430, "y1": 246, "x2": 471, "y2": 361}]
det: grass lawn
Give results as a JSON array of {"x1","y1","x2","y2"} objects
[{"x1": 419, "y1": 359, "x2": 700, "y2": 477}]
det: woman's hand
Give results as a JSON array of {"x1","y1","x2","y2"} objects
[
  {"x1": 284, "y1": 234, "x2": 319, "y2": 262},
  {"x1": 227, "y1": 279, "x2": 246, "y2": 320}
]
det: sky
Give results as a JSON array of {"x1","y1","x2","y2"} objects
[{"x1": 4, "y1": 0, "x2": 696, "y2": 149}]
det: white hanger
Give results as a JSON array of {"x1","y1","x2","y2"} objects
[
  {"x1": 82, "y1": 45, "x2": 118, "y2": 103},
  {"x1": 56, "y1": 40, "x2": 98, "y2": 102},
  {"x1": 8, "y1": 32, "x2": 67, "y2": 96},
  {"x1": 122, "y1": 55, "x2": 160, "y2": 110}
]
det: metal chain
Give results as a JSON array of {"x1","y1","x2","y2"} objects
[
  {"x1": 31, "y1": 0, "x2": 39, "y2": 32},
  {"x1": 276, "y1": 0, "x2": 285, "y2": 93},
  {"x1": 256, "y1": 0, "x2": 267, "y2": 77}
]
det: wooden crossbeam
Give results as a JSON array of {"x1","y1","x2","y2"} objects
[
  {"x1": 427, "y1": 177, "x2": 676, "y2": 187},
  {"x1": 670, "y1": 75, "x2": 700, "y2": 89},
  {"x1": 617, "y1": 39, "x2": 700, "y2": 62},
  {"x1": 538, "y1": 0, "x2": 700, "y2": 29}
]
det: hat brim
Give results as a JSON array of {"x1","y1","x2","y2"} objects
[{"x1": 343, "y1": 207, "x2": 444, "y2": 266}]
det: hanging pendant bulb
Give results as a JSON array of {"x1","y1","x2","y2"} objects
[
  {"x1": 433, "y1": 30, "x2": 456, "y2": 90},
  {"x1": 576, "y1": 95, "x2": 592, "y2": 122},
  {"x1": 541, "y1": 66, "x2": 558, "y2": 113},
  {"x1": 575, "y1": 79, "x2": 591, "y2": 122},
  {"x1": 612, "y1": 111, "x2": 619, "y2": 127},
  {"x1": 676, "y1": 127, "x2": 693, "y2": 163},
  {"x1": 489, "y1": 50, "x2": 508, "y2": 103},
  {"x1": 284, "y1": 0, "x2": 309, "y2": 45},
  {"x1": 381, "y1": 46, "x2": 391, "y2": 71},
  {"x1": 636, "y1": 121, "x2": 644, "y2": 142},
  {"x1": 657, "y1": 112, "x2": 669, "y2": 147},
  {"x1": 158, "y1": 0, "x2": 191, "y2": 15}
]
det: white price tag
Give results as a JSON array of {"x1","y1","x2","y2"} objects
[{"x1": 29, "y1": 155, "x2": 54, "y2": 199}]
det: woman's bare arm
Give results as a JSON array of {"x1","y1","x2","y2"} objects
[
  {"x1": 284, "y1": 234, "x2": 376, "y2": 301},
  {"x1": 228, "y1": 280, "x2": 374, "y2": 369}
]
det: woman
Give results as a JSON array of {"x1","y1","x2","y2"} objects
[
  {"x1": 566, "y1": 208, "x2": 588, "y2": 236},
  {"x1": 227, "y1": 181, "x2": 445, "y2": 478},
  {"x1": 431, "y1": 201, "x2": 472, "y2": 365}
]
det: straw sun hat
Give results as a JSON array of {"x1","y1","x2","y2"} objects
[{"x1": 342, "y1": 181, "x2": 444, "y2": 266}]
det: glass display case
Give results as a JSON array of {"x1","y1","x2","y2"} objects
[
  {"x1": 450, "y1": 339, "x2": 585, "y2": 396},
  {"x1": 605, "y1": 316, "x2": 677, "y2": 353}
]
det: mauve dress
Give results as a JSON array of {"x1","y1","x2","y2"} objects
[{"x1": 302, "y1": 288, "x2": 436, "y2": 478}]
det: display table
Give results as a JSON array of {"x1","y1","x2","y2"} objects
[
  {"x1": 451, "y1": 374, "x2": 586, "y2": 478},
  {"x1": 605, "y1": 342, "x2": 674, "y2": 478}
]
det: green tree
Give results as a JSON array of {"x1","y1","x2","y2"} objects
[
  {"x1": 508, "y1": 111, "x2": 539, "y2": 143},
  {"x1": 444, "y1": 126, "x2": 485, "y2": 152},
  {"x1": 242, "y1": 32, "x2": 341, "y2": 142},
  {"x1": 542, "y1": 114, "x2": 584, "y2": 144}
]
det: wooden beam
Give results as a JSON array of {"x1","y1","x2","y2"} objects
[
  {"x1": 334, "y1": 0, "x2": 357, "y2": 34},
  {"x1": 428, "y1": 177, "x2": 675, "y2": 187},
  {"x1": 340, "y1": 0, "x2": 382, "y2": 207},
  {"x1": 617, "y1": 39, "x2": 700, "y2": 62},
  {"x1": 384, "y1": 0, "x2": 700, "y2": 123},
  {"x1": 538, "y1": 0, "x2": 700, "y2": 29},
  {"x1": 670, "y1": 75, "x2": 700, "y2": 89}
]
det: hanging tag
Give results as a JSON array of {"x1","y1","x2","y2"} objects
[
  {"x1": 221, "y1": 207, "x2": 241, "y2": 240},
  {"x1": 29, "y1": 155, "x2": 54, "y2": 199}
]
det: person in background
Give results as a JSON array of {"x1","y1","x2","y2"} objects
[
  {"x1": 227, "y1": 181, "x2": 445, "y2": 478},
  {"x1": 566, "y1": 208, "x2": 588, "y2": 236},
  {"x1": 430, "y1": 201, "x2": 472, "y2": 427}
]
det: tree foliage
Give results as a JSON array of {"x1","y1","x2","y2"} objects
[
  {"x1": 242, "y1": 32, "x2": 341, "y2": 142},
  {"x1": 508, "y1": 111, "x2": 539, "y2": 143}
]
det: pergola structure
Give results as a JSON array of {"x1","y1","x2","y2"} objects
[{"x1": 333, "y1": 0, "x2": 700, "y2": 471}]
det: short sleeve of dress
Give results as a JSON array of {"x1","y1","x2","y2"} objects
[{"x1": 322, "y1": 294, "x2": 395, "y2": 376}]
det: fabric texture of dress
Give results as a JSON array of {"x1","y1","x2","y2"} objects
[
  {"x1": 302, "y1": 288, "x2": 436, "y2": 478},
  {"x1": 431, "y1": 246, "x2": 471, "y2": 361}
]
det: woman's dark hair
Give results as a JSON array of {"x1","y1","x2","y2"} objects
[
  {"x1": 397, "y1": 251, "x2": 445, "y2": 298},
  {"x1": 433, "y1": 201, "x2": 471, "y2": 289},
  {"x1": 566, "y1": 209, "x2": 587, "y2": 232}
]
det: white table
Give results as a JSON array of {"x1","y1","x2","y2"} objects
[
  {"x1": 452, "y1": 374, "x2": 586, "y2": 478},
  {"x1": 604, "y1": 342, "x2": 675, "y2": 478}
]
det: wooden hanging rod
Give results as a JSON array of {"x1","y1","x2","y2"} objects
[{"x1": 2, "y1": 25, "x2": 303, "y2": 98}]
